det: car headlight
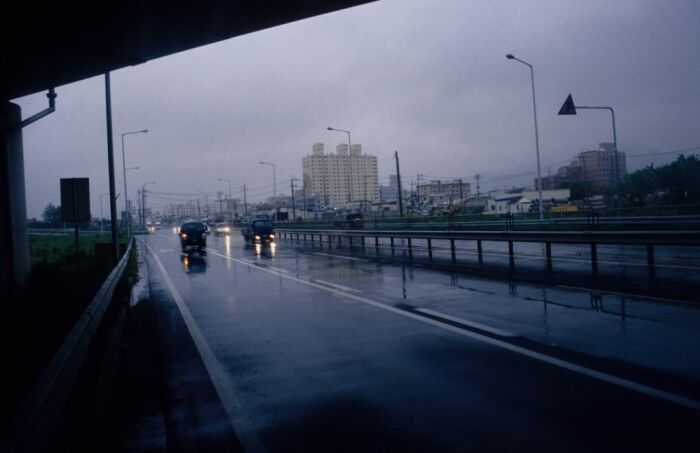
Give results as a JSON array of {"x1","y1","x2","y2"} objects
[
  {"x1": 255, "y1": 235, "x2": 261, "y2": 240},
  {"x1": 269, "y1": 234, "x2": 275, "y2": 239},
  {"x1": 181, "y1": 233, "x2": 188, "y2": 238}
]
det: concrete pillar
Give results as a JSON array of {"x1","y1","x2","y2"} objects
[{"x1": 1, "y1": 102, "x2": 30, "y2": 298}]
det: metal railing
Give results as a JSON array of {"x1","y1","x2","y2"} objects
[{"x1": 276, "y1": 228, "x2": 700, "y2": 279}]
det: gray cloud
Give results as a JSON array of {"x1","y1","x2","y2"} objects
[{"x1": 15, "y1": 0, "x2": 700, "y2": 217}]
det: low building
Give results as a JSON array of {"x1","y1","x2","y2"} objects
[
  {"x1": 417, "y1": 180, "x2": 470, "y2": 204},
  {"x1": 535, "y1": 143, "x2": 627, "y2": 190}
]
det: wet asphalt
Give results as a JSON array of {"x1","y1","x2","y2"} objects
[{"x1": 138, "y1": 228, "x2": 700, "y2": 452}]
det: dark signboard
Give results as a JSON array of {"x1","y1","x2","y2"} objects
[{"x1": 60, "y1": 178, "x2": 91, "y2": 222}]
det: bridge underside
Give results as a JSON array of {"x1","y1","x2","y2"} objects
[{"x1": 1, "y1": 1, "x2": 374, "y2": 297}]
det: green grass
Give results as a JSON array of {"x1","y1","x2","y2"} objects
[{"x1": 29, "y1": 234, "x2": 127, "y2": 266}]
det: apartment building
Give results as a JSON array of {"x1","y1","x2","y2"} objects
[{"x1": 302, "y1": 143, "x2": 379, "y2": 209}]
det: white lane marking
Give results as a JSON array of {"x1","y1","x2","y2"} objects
[
  {"x1": 309, "y1": 251, "x2": 366, "y2": 261},
  {"x1": 415, "y1": 308, "x2": 516, "y2": 337},
  {"x1": 145, "y1": 243, "x2": 267, "y2": 453},
  {"x1": 310, "y1": 279, "x2": 362, "y2": 293},
  {"x1": 205, "y1": 248, "x2": 700, "y2": 411}
]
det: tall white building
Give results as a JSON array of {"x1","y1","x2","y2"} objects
[{"x1": 302, "y1": 143, "x2": 379, "y2": 209}]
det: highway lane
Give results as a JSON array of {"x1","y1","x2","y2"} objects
[{"x1": 141, "y1": 229, "x2": 700, "y2": 452}]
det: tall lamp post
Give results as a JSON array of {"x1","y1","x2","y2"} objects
[
  {"x1": 259, "y1": 162, "x2": 277, "y2": 215},
  {"x1": 219, "y1": 177, "x2": 232, "y2": 220},
  {"x1": 506, "y1": 54, "x2": 544, "y2": 220},
  {"x1": 125, "y1": 166, "x2": 139, "y2": 225},
  {"x1": 327, "y1": 126, "x2": 353, "y2": 205},
  {"x1": 121, "y1": 129, "x2": 148, "y2": 237}
]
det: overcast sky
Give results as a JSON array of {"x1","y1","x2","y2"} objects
[{"x1": 14, "y1": 0, "x2": 700, "y2": 218}]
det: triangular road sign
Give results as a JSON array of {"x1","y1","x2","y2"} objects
[{"x1": 558, "y1": 94, "x2": 576, "y2": 115}]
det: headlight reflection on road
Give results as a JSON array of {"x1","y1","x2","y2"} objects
[
  {"x1": 225, "y1": 235, "x2": 232, "y2": 271},
  {"x1": 224, "y1": 235, "x2": 232, "y2": 255}
]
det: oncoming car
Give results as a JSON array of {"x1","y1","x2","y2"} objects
[
  {"x1": 179, "y1": 221, "x2": 207, "y2": 250},
  {"x1": 241, "y1": 219, "x2": 275, "y2": 244},
  {"x1": 214, "y1": 223, "x2": 233, "y2": 236}
]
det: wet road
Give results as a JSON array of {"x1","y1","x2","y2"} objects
[{"x1": 140, "y1": 229, "x2": 700, "y2": 452}]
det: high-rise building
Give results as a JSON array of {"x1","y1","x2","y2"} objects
[{"x1": 302, "y1": 143, "x2": 379, "y2": 209}]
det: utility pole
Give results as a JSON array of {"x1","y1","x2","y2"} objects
[
  {"x1": 242, "y1": 184, "x2": 248, "y2": 218},
  {"x1": 217, "y1": 191, "x2": 223, "y2": 217},
  {"x1": 416, "y1": 173, "x2": 425, "y2": 205},
  {"x1": 459, "y1": 178, "x2": 464, "y2": 203},
  {"x1": 290, "y1": 178, "x2": 297, "y2": 221},
  {"x1": 475, "y1": 173, "x2": 481, "y2": 196},
  {"x1": 142, "y1": 186, "x2": 146, "y2": 227},
  {"x1": 394, "y1": 151, "x2": 404, "y2": 217}
]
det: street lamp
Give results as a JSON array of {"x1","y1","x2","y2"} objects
[
  {"x1": 506, "y1": 54, "x2": 544, "y2": 220},
  {"x1": 125, "y1": 166, "x2": 140, "y2": 225},
  {"x1": 558, "y1": 93, "x2": 621, "y2": 207},
  {"x1": 327, "y1": 126, "x2": 353, "y2": 205},
  {"x1": 259, "y1": 162, "x2": 276, "y2": 213},
  {"x1": 121, "y1": 128, "x2": 148, "y2": 237}
]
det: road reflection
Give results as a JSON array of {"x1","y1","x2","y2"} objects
[
  {"x1": 253, "y1": 241, "x2": 277, "y2": 259},
  {"x1": 181, "y1": 250, "x2": 207, "y2": 274}
]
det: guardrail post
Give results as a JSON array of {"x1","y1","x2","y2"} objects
[
  {"x1": 427, "y1": 238, "x2": 432, "y2": 259},
  {"x1": 338, "y1": 235, "x2": 341, "y2": 246},
  {"x1": 303, "y1": 233, "x2": 307, "y2": 242},
  {"x1": 647, "y1": 244, "x2": 655, "y2": 279},
  {"x1": 390, "y1": 237, "x2": 395, "y2": 255},
  {"x1": 361, "y1": 236, "x2": 365, "y2": 249},
  {"x1": 477, "y1": 240, "x2": 483, "y2": 264},
  {"x1": 375, "y1": 236, "x2": 379, "y2": 249},
  {"x1": 546, "y1": 242, "x2": 552, "y2": 272},
  {"x1": 508, "y1": 240, "x2": 515, "y2": 271},
  {"x1": 591, "y1": 243, "x2": 598, "y2": 277},
  {"x1": 408, "y1": 237, "x2": 413, "y2": 259},
  {"x1": 450, "y1": 239, "x2": 456, "y2": 263},
  {"x1": 349, "y1": 236, "x2": 353, "y2": 248}
]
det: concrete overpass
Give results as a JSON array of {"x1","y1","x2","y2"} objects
[{"x1": 1, "y1": 0, "x2": 375, "y2": 297}]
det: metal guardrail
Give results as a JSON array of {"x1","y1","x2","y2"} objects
[
  {"x1": 276, "y1": 228, "x2": 700, "y2": 279},
  {"x1": 276, "y1": 214, "x2": 700, "y2": 232},
  {"x1": 7, "y1": 238, "x2": 134, "y2": 452}
]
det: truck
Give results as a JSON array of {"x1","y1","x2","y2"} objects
[{"x1": 241, "y1": 218, "x2": 276, "y2": 243}]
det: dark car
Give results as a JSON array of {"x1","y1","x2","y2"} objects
[
  {"x1": 241, "y1": 219, "x2": 275, "y2": 243},
  {"x1": 334, "y1": 213, "x2": 365, "y2": 229},
  {"x1": 179, "y1": 221, "x2": 207, "y2": 249}
]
